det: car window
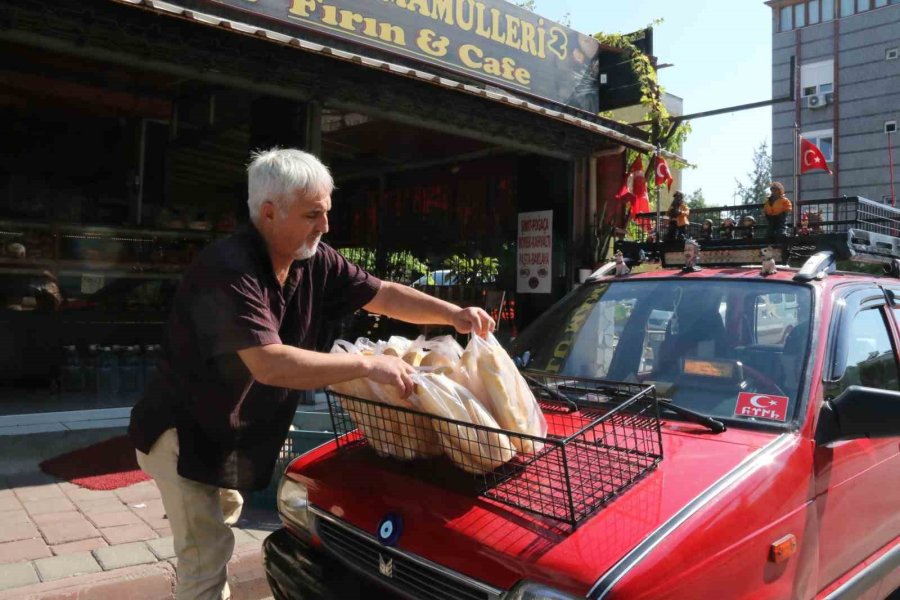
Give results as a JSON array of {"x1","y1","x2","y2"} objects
[
  {"x1": 511, "y1": 280, "x2": 813, "y2": 427},
  {"x1": 834, "y1": 308, "x2": 900, "y2": 392}
]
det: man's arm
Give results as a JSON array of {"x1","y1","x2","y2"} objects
[
  {"x1": 363, "y1": 281, "x2": 495, "y2": 336},
  {"x1": 237, "y1": 344, "x2": 416, "y2": 396}
]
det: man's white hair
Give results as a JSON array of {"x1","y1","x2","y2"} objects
[{"x1": 247, "y1": 148, "x2": 333, "y2": 223}]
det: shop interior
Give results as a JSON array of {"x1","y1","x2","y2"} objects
[{"x1": 0, "y1": 40, "x2": 572, "y2": 415}]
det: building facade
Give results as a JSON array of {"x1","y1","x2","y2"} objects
[
  {"x1": 768, "y1": 0, "x2": 900, "y2": 204},
  {"x1": 0, "y1": 0, "x2": 668, "y2": 414}
]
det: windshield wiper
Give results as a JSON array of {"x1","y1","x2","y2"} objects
[
  {"x1": 522, "y1": 374, "x2": 578, "y2": 412},
  {"x1": 657, "y1": 399, "x2": 727, "y2": 433}
]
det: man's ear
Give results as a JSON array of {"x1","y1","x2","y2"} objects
[{"x1": 261, "y1": 200, "x2": 275, "y2": 222}]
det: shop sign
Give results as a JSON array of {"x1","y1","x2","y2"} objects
[
  {"x1": 517, "y1": 210, "x2": 551, "y2": 294},
  {"x1": 203, "y1": 0, "x2": 602, "y2": 112}
]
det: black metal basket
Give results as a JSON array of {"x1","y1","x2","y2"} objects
[{"x1": 325, "y1": 371, "x2": 663, "y2": 527}]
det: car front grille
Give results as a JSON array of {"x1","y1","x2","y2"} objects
[{"x1": 312, "y1": 507, "x2": 501, "y2": 600}]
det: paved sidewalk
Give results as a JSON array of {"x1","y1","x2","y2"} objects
[{"x1": 0, "y1": 430, "x2": 281, "y2": 600}]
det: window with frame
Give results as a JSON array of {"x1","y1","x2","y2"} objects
[
  {"x1": 781, "y1": 5, "x2": 794, "y2": 30},
  {"x1": 841, "y1": 0, "x2": 856, "y2": 16},
  {"x1": 801, "y1": 60, "x2": 835, "y2": 96},
  {"x1": 822, "y1": 0, "x2": 836, "y2": 19},
  {"x1": 809, "y1": 0, "x2": 822, "y2": 22},
  {"x1": 795, "y1": 2, "x2": 807, "y2": 26},
  {"x1": 834, "y1": 308, "x2": 900, "y2": 392},
  {"x1": 856, "y1": 0, "x2": 871, "y2": 10},
  {"x1": 874, "y1": 0, "x2": 888, "y2": 7},
  {"x1": 804, "y1": 129, "x2": 835, "y2": 162}
]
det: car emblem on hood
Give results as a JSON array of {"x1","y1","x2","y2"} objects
[{"x1": 378, "y1": 553, "x2": 394, "y2": 578}]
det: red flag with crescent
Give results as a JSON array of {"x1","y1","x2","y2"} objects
[
  {"x1": 654, "y1": 156, "x2": 674, "y2": 190},
  {"x1": 800, "y1": 137, "x2": 833, "y2": 175}
]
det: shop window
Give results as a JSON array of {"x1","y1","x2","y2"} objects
[
  {"x1": 822, "y1": 0, "x2": 835, "y2": 20},
  {"x1": 800, "y1": 60, "x2": 835, "y2": 96},
  {"x1": 834, "y1": 309, "x2": 900, "y2": 392},
  {"x1": 874, "y1": 0, "x2": 887, "y2": 6},
  {"x1": 856, "y1": 0, "x2": 871, "y2": 10},
  {"x1": 804, "y1": 129, "x2": 834, "y2": 161},
  {"x1": 795, "y1": 3, "x2": 807, "y2": 26},
  {"x1": 841, "y1": 0, "x2": 856, "y2": 16},
  {"x1": 810, "y1": 0, "x2": 822, "y2": 22},
  {"x1": 781, "y1": 5, "x2": 794, "y2": 30}
]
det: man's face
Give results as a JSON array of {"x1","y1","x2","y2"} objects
[{"x1": 264, "y1": 188, "x2": 331, "y2": 261}]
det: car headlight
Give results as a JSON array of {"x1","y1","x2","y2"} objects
[
  {"x1": 276, "y1": 477, "x2": 310, "y2": 530},
  {"x1": 505, "y1": 581, "x2": 581, "y2": 600}
]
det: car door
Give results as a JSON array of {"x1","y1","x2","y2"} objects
[{"x1": 814, "y1": 285, "x2": 900, "y2": 596}]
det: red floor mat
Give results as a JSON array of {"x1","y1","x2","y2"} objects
[{"x1": 39, "y1": 435, "x2": 151, "y2": 490}]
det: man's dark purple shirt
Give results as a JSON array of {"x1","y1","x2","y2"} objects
[{"x1": 128, "y1": 225, "x2": 381, "y2": 490}]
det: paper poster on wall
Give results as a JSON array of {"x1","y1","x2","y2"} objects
[{"x1": 517, "y1": 210, "x2": 552, "y2": 294}]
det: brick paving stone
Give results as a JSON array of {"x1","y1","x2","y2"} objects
[
  {"x1": 153, "y1": 525, "x2": 172, "y2": 538},
  {"x1": 114, "y1": 482, "x2": 160, "y2": 505},
  {"x1": 60, "y1": 485, "x2": 117, "y2": 502},
  {"x1": 50, "y1": 537, "x2": 108, "y2": 556},
  {"x1": 13, "y1": 483, "x2": 65, "y2": 503},
  {"x1": 100, "y1": 522, "x2": 157, "y2": 545},
  {"x1": 0, "y1": 495, "x2": 23, "y2": 512},
  {"x1": 73, "y1": 496, "x2": 128, "y2": 514},
  {"x1": 0, "y1": 537, "x2": 51, "y2": 562},
  {"x1": 0, "y1": 520, "x2": 40, "y2": 544},
  {"x1": 93, "y1": 541, "x2": 158, "y2": 571},
  {"x1": 145, "y1": 536, "x2": 175, "y2": 560},
  {"x1": 39, "y1": 513, "x2": 101, "y2": 545},
  {"x1": 0, "y1": 509, "x2": 30, "y2": 524},
  {"x1": 0, "y1": 562, "x2": 39, "y2": 591},
  {"x1": 232, "y1": 528, "x2": 259, "y2": 547},
  {"x1": 22, "y1": 496, "x2": 75, "y2": 516},
  {"x1": 31, "y1": 510, "x2": 83, "y2": 526},
  {"x1": 85, "y1": 509, "x2": 143, "y2": 528},
  {"x1": 34, "y1": 551, "x2": 102, "y2": 581}
]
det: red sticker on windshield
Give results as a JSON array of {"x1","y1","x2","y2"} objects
[{"x1": 734, "y1": 393, "x2": 789, "y2": 422}]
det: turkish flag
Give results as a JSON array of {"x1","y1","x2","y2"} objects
[
  {"x1": 734, "y1": 392, "x2": 789, "y2": 422},
  {"x1": 627, "y1": 157, "x2": 651, "y2": 220},
  {"x1": 800, "y1": 137, "x2": 833, "y2": 175},
  {"x1": 654, "y1": 156, "x2": 674, "y2": 190}
]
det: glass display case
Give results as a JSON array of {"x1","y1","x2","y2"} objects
[{"x1": 0, "y1": 219, "x2": 219, "y2": 402}]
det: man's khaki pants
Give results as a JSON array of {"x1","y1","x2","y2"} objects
[{"x1": 136, "y1": 429, "x2": 244, "y2": 600}]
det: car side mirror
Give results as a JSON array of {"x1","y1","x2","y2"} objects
[{"x1": 815, "y1": 385, "x2": 900, "y2": 446}]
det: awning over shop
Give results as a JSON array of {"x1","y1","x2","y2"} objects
[{"x1": 108, "y1": 0, "x2": 680, "y2": 160}]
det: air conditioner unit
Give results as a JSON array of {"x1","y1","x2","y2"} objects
[{"x1": 807, "y1": 93, "x2": 829, "y2": 109}]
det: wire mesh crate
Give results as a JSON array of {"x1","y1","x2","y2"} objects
[{"x1": 326, "y1": 372, "x2": 662, "y2": 527}]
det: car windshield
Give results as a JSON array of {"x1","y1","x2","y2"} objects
[{"x1": 511, "y1": 279, "x2": 813, "y2": 427}]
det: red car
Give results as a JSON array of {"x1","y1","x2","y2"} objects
[{"x1": 263, "y1": 225, "x2": 900, "y2": 599}]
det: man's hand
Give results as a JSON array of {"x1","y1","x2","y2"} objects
[
  {"x1": 364, "y1": 354, "x2": 417, "y2": 397},
  {"x1": 452, "y1": 307, "x2": 495, "y2": 337}
]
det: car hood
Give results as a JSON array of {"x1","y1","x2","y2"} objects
[{"x1": 289, "y1": 424, "x2": 779, "y2": 595}]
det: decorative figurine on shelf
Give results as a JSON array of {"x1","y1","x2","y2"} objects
[
  {"x1": 700, "y1": 219, "x2": 714, "y2": 242},
  {"x1": 798, "y1": 212, "x2": 811, "y2": 236},
  {"x1": 666, "y1": 191, "x2": 690, "y2": 241},
  {"x1": 761, "y1": 246, "x2": 778, "y2": 276},
  {"x1": 763, "y1": 182, "x2": 793, "y2": 240},
  {"x1": 740, "y1": 215, "x2": 756, "y2": 239},
  {"x1": 720, "y1": 217, "x2": 736, "y2": 240},
  {"x1": 682, "y1": 238, "x2": 702, "y2": 272},
  {"x1": 808, "y1": 209, "x2": 823, "y2": 234},
  {"x1": 613, "y1": 250, "x2": 630, "y2": 276}
]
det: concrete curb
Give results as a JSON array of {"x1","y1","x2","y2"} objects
[{"x1": 0, "y1": 545, "x2": 269, "y2": 600}]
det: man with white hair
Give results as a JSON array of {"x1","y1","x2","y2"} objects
[{"x1": 128, "y1": 148, "x2": 494, "y2": 600}]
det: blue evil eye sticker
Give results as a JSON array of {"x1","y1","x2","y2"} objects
[{"x1": 377, "y1": 513, "x2": 403, "y2": 546}]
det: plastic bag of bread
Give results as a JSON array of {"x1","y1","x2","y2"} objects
[
  {"x1": 464, "y1": 334, "x2": 547, "y2": 454},
  {"x1": 328, "y1": 339, "x2": 441, "y2": 459},
  {"x1": 410, "y1": 372, "x2": 515, "y2": 474},
  {"x1": 419, "y1": 335, "x2": 464, "y2": 370}
]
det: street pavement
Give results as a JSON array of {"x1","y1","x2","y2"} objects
[{"x1": 0, "y1": 429, "x2": 280, "y2": 600}]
